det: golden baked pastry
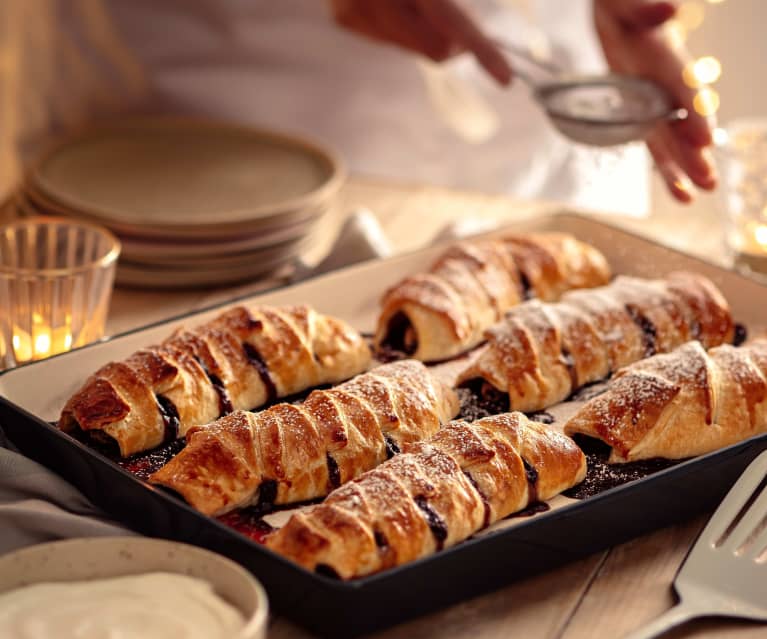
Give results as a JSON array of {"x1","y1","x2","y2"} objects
[
  {"x1": 149, "y1": 360, "x2": 459, "y2": 516},
  {"x1": 374, "y1": 233, "x2": 611, "y2": 362},
  {"x1": 265, "y1": 412, "x2": 586, "y2": 579},
  {"x1": 456, "y1": 272, "x2": 734, "y2": 412},
  {"x1": 564, "y1": 339, "x2": 767, "y2": 463},
  {"x1": 58, "y1": 305, "x2": 371, "y2": 457}
]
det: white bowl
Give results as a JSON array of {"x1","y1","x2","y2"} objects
[{"x1": 0, "y1": 537, "x2": 268, "y2": 639}]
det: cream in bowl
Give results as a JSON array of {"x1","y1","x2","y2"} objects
[{"x1": 0, "y1": 537, "x2": 267, "y2": 639}]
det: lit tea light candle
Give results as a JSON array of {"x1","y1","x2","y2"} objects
[{"x1": 11, "y1": 313, "x2": 75, "y2": 363}]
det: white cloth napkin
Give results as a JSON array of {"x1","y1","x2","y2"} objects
[{"x1": 0, "y1": 433, "x2": 132, "y2": 555}]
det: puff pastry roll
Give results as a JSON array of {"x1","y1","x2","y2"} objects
[
  {"x1": 149, "y1": 360, "x2": 459, "y2": 516},
  {"x1": 564, "y1": 339, "x2": 767, "y2": 463},
  {"x1": 59, "y1": 305, "x2": 371, "y2": 457},
  {"x1": 457, "y1": 272, "x2": 734, "y2": 412},
  {"x1": 374, "y1": 233, "x2": 610, "y2": 362},
  {"x1": 265, "y1": 412, "x2": 586, "y2": 579}
]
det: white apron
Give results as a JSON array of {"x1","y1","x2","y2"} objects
[{"x1": 0, "y1": 0, "x2": 648, "y2": 215}]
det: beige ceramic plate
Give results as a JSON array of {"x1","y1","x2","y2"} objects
[
  {"x1": 116, "y1": 217, "x2": 323, "y2": 261},
  {"x1": 121, "y1": 233, "x2": 315, "y2": 269},
  {"x1": 115, "y1": 249, "x2": 299, "y2": 289},
  {"x1": 21, "y1": 182, "x2": 331, "y2": 239},
  {"x1": 29, "y1": 118, "x2": 345, "y2": 230},
  {"x1": 0, "y1": 537, "x2": 268, "y2": 639}
]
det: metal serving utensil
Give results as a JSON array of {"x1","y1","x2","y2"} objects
[
  {"x1": 496, "y1": 40, "x2": 687, "y2": 147},
  {"x1": 623, "y1": 449, "x2": 767, "y2": 639}
]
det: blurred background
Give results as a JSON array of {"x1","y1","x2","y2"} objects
[
  {"x1": 649, "y1": 0, "x2": 767, "y2": 218},
  {"x1": 0, "y1": 0, "x2": 763, "y2": 217}
]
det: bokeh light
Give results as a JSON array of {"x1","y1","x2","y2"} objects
[
  {"x1": 712, "y1": 127, "x2": 729, "y2": 146},
  {"x1": 677, "y1": 2, "x2": 706, "y2": 31},
  {"x1": 693, "y1": 88, "x2": 720, "y2": 116},
  {"x1": 694, "y1": 56, "x2": 722, "y2": 83},
  {"x1": 683, "y1": 56, "x2": 722, "y2": 87}
]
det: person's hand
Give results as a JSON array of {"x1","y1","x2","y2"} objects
[
  {"x1": 328, "y1": 0, "x2": 512, "y2": 85},
  {"x1": 594, "y1": 0, "x2": 717, "y2": 202}
]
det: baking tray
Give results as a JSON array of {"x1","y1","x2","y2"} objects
[{"x1": 2, "y1": 212, "x2": 767, "y2": 637}]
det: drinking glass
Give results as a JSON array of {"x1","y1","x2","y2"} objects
[
  {"x1": 717, "y1": 118, "x2": 767, "y2": 281},
  {"x1": 0, "y1": 217, "x2": 120, "y2": 368}
]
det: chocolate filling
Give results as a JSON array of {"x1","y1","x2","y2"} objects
[
  {"x1": 519, "y1": 271, "x2": 534, "y2": 300},
  {"x1": 207, "y1": 373, "x2": 234, "y2": 416},
  {"x1": 734, "y1": 323, "x2": 748, "y2": 346},
  {"x1": 155, "y1": 394, "x2": 181, "y2": 443},
  {"x1": 256, "y1": 479, "x2": 279, "y2": 512},
  {"x1": 242, "y1": 343, "x2": 278, "y2": 403},
  {"x1": 414, "y1": 495, "x2": 448, "y2": 550},
  {"x1": 378, "y1": 311, "x2": 417, "y2": 361},
  {"x1": 522, "y1": 458, "x2": 539, "y2": 504},
  {"x1": 463, "y1": 471, "x2": 491, "y2": 528},
  {"x1": 373, "y1": 530, "x2": 390, "y2": 551},
  {"x1": 625, "y1": 304, "x2": 657, "y2": 357},
  {"x1": 384, "y1": 435, "x2": 401, "y2": 459},
  {"x1": 326, "y1": 453, "x2": 341, "y2": 489},
  {"x1": 192, "y1": 356, "x2": 234, "y2": 417}
]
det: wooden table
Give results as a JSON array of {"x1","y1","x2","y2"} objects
[{"x1": 104, "y1": 176, "x2": 760, "y2": 639}]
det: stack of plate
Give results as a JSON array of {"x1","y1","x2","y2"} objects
[{"x1": 15, "y1": 118, "x2": 345, "y2": 288}]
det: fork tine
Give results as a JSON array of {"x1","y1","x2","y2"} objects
[
  {"x1": 721, "y1": 477, "x2": 767, "y2": 553},
  {"x1": 697, "y1": 450, "x2": 767, "y2": 548},
  {"x1": 744, "y1": 518, "x2": 767, "y2": 561}
]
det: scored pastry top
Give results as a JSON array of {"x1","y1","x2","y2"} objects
[
  {"x1": 374, "y1": 233, "x2": 610, "y2": 362},
  {"x1": 564, "y1": 339, "x2": 767, "y2": 463},
  {"x1": 149, "y1": 360, "x2": 459, "y2": 516},
  {"x1": 58, "y1": 304, "x2": 372, "y2": 457},
  {"x1": 265, "y1": 412, "x2": 587, "y2": 579},
  {"x1": 456, "y1": 271, "x2": 735, "y2": 413}
]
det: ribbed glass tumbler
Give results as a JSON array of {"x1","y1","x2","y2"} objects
[{"x1": 0, "y1": 217, "x2": 120, "y2": 369}]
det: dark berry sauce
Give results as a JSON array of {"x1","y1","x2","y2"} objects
[
  {"x1": 506, "y1": 501, "x2": 551, "y2": 518},
  {"x1": 414, "y1": 495, "x2": 448, "y2": 550},
  {"x1": 456, "y1": 384, "x2": 509, "y2": 422},
  {"x1": 734, "y1": 323, "x2": 748, "y2": 346},
  {"x1": 464, "y1": 471, "x2": 491, "y2": 528},
  {"x1": 384, "y1": 434, "x2": 400, "y2": 459},
  {"x1": 155, "y1": 394, "x2": 180, "y2": 443},
  {"x1": 527, "y1": 410, "x2": 556, "y2": 424},
  {"x1": 625, "y1": 304, "x2": 657, "y2": 357},
  {"x1": 563, "y1": 436, "x2": 681, "y2": 500},
  {"x1": 117, "y1": 438, "x2": 187, "y2": 481},
  {"x1": 217, "y1": 509, "x2": 275, "y2": 544},
  {"x1": 377, "y1": 312, "x2": 417, "y2": 361},
  {"x1": 327, "y1": 453, "x2": 341, "y2": 489},
  {"x1": 522, "y1": 458, "x2": 539, "y2": 504},
  {"x1": 242, "y1": 343, "x2": 277, "y2": 403},
  {"x1": 518, "y1": 270, "x2": 534, "y2": 300}
]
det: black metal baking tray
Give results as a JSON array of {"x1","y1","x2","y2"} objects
[{"x1": 2, "y1": 213, "x2": 767, "y2": 637}]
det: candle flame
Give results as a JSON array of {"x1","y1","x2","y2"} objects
[{"x1": 35, "y1": 333, "x2": 51, "y2": 356}]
